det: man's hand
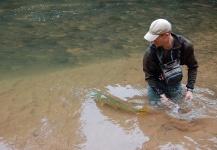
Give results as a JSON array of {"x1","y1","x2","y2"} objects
[
  {"x1": 185, "y1": 91, "x2": 194, "y2": 101},
  {"x1": 160, "y1": 94, "x2": 170, "y2": 106}
]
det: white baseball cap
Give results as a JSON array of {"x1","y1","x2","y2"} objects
[{"x1": 144, "y1": 19, "x2": 172, "y2": 41}]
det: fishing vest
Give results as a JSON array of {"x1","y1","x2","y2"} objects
[{"x1": 156, "y1": 35, "x2": 185, "y2": 86}]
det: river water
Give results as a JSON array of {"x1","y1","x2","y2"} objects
[{"x1": 0, "y1": 0, "x2": 217, "y2": 149}]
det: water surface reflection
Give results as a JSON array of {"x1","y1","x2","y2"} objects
[{"x1": 78, "y1": 93, "x2": 149, "y2": 149}]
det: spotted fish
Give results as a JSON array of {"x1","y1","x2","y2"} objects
[{"x1": 91, "y1": 90, "x2": 147, "y2": 114}]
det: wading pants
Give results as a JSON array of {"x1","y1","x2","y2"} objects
[{"x1": 148, "y1": 82, "x2": 183, "y2": 105}]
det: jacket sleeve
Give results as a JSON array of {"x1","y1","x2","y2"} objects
[
  {"x1": 143, "y1": 48, "x2": 164, "y2": 95},
  {"x1": 182, "y1": 38, "x2": 199, "y2": 89}
]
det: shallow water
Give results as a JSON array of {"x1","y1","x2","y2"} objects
[{"x1": 0, "y1": 0, "x2": 217, "y2": 149}]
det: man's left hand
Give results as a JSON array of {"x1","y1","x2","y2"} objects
[{"x1": 185, "y1": 91, "x2": 194, "y2": 101}]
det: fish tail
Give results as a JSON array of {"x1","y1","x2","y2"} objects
[
  {"x1": 99, "y1": 100, "x2": 105, "y2": 107},
  {"x1": 137, "y1": 107, "x2": 148, "y2": 115}
]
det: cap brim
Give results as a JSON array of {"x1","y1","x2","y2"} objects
[{"x1": 144, "y1": 32, "x2": 159, "y2": 41}]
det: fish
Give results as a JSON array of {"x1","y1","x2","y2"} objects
[{"x1": 91, "y1": 90, "x2": 147, "y2": 115}]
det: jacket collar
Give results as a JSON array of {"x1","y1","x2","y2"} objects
[{"x1": 150, "y1": 33, "x2": 182, "y2": 50}]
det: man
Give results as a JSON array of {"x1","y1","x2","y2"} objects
[{"x1": 143, "y1": 19, "x2": 198, "y2": 106}]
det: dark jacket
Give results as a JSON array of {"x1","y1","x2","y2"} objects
[{"x1": 143, "y1": 33, "x2": 198, "y2": 95}]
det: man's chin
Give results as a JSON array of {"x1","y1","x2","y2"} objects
[{"x1": 154, "y1": 43, "x2": 159, "y2": 48}]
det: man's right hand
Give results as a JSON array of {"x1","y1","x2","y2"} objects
[{"x1": 160, "y1": 94, "x2": 170, "y2": 106}]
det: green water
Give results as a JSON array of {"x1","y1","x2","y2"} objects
[{"x1": 0, "y1": 0, "x2": 216, "y2": 79}]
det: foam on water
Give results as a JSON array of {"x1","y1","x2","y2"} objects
[
  {"x1": 0, "y1": 137, "x2": 13, "y2": 150},
  {"x1": 158, "y1": 142, "x2": 187, "y2": 150},
  {"x1": 167, "y1": 86, "x2": 217, "y2": 120}
]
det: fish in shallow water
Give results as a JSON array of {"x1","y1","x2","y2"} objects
[{"x1": 91, "y1": 90, "x2": 147, "y2": 115}]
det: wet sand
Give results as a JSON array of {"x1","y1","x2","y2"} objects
[{"x1": 0, "y1": 50, "x2": 217, "y2": 149}]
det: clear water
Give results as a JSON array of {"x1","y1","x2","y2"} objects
[
  {"x1": 0, "y1": 0, "x2": 217, "y2": 149},
  {"x1": 0, "y1": 0, "x2": 216, "y2": 79}
]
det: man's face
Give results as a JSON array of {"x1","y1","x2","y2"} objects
[{"x1": 153, "y1": 33, "x2": 167, "y2": 47}]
